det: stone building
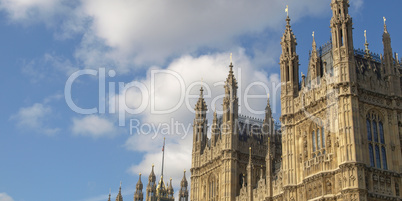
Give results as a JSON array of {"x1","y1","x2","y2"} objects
[
  {"x1": 190, "y1": 0, "x2": 402, "y2": 201},
  {"x1": 108, "y1": 1, "x2": 401, "y2": 200}
]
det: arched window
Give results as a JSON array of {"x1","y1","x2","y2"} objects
[
  {"x1": 379, "y1": 122, "x2": 384, "y2": 144},
  {"x1": 373, "y1": 120, "x2": 378, "y2": 142},
  {"x1": 396, "y1": 183, "x2": 400, "y2": 197},
  {"x1": 369, "y1": 144, "x2": 374, "y2": 167},
  {"x1": 312, "y1": 131, "x2": 316, "y2": 152},
  {"x1": 367, "y1": 112, "x2": 387, "y2": 170},
  {"x1": 311, "y1": 123, "x2": 325, "y2": 157},
  {"x1": 375, "y1": 145, "x2": 381, "y2": 168},
  {"x1": 381, "y1": 146, "x2": 387, "y2": 170},
  {"x1": 366, "y1": 119, "x2": 372, "y2": 141},
  {"x1": 322, "y1": 128, "x2": 325, "y2": 148},
  {"x1": 208, "y1": 175, "x2": 216, "y2": 201}
]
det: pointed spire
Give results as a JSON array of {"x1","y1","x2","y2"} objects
[
  {"x1": 383, "y1": 16, "x2": 388, "y2": 33},
  {"x1": 135, "y1": 174, "x2": 143, "y2": 201},
  {"x1": 167, "y1": 178, "x2": 174, "y2": 198},
  {"x1": 108, "y1": 188, "x2": 111, "y2": 201},
  {"x1": 285, "y1": 5, "x2": 290, "y2": 27},
  {"x1": 195, "y1": 86, "x2": 207, "y2": 111},
  {"x1": 364, "y1": 30, "x2": 370, "y2": 55},
  {"x1": 248, "y1": 147, "x2": 252, "y2": 165},
  {"x1": 382, "y1": 17, "x2": 393, "y2": 75},
  {"x1": 136, "y1": 173, "x2": 143, "y2": 189},
  {"x1": 179, "y1": 169, "x2": 189, "y2": 201},
  {"x1": 312, "y1": 31, "x2": 317, "y2": 50},
  {"x1": 115, "y1": 182, "x2": 123, "y2": 201}
]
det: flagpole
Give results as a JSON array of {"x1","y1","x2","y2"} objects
[{"x1": 161, "y1": 137, "x2": 165, "y2": 179}]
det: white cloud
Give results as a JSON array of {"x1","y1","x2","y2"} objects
[
  {"x1": 75, "y1": 0, "x2": 329, "y2": 69},
  {"x1": 11, "y1": 103, "x2": 60, "y2": 135},
  {"x1": 1, "y1": 0, "x2": 330, "y2": 71},
  {"x1": 0, "y1": 0, "x2": 74, "y2": 25},
  {"x1": 0, "y1": 193, "x2": 14, "y2": 201},
  {"x1": 72, "y1": 115, "x2": 117, "y2": 138}
]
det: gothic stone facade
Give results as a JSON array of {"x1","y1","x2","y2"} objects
[{"x1": 190, "y1": 1, "x2": 402, "y2": 201}]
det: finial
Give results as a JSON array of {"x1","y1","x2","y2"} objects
[
  {"x1": 364, "y1": 30, "x2": 367, "y2": 43},
  {"x1": 285, "y1": 5, "x2": 289, "y2": 17},
  {"x1": 267, "y1": 93, "x2": 270, "y2": 100},
  {"x1": 312, "y1": 31, "x2": 315, "y2": 38},
  {"x1": 152, "y1": 163, "x2": 154, "y2": 167},
  {"x1": 120, "y1": 181, "x2": 122, "y2": 188},
  {"x1": 383, "y1": 16, "x2": 386, "y2": 26},
  {"x1": 364, "y1": 30, "x2": 370, "y2": 53},
  {"x1": 139, "y1": 172, "x2": 142, "y2": 176},
  {"x1": 230, "y1": 53, "x2": 233, "y2": 64}
]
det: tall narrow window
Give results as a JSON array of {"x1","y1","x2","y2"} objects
[
  {"x1": 366, "y1": 119, "x2": 372, "y2": 141},
  {"x1": 367, "y1": 113, "x2": 387, "y2": 170},
  {"x1": 373, "y1": 120, "x2": 378, "y2": 142},
  {"x1": 322, "y1": 128, "x2": 325, "y2": 148},
  {"x1": 379, "y1": 122, "x2": 384, "y2": 144},
  {"x1": 317, "y1": 128, "x2": 321, "y2": 150},
  {"x1": 375, "y1": 145, "x2": 381, "y2": 168},
  {"x1": 369, "y1": 144, "x2": 374, "y2": 167},
  {"x1": 312, "y1": 131, "x2": 316, "y2": 152},
  {"x1": 396, "y1": 183, "x2": 400, "y2": 197},
  {"x1": 381, "y1": 146, "x2": 387, "y2": 170}
]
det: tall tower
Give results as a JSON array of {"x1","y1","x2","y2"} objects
[
  {"x1": 134, "y1": 174, "x2": 143, "y2": 201},
  {"x1": 179, "y1": 170, "x2": 189, "y2": 201},
  {"x1": 279, "y1": 10, "x2": 299, "y2": 190},
  {"x1": 280, "y1": 13, "x2": 299, "y2": 104},
  {"x1": 190, "y1": 87, "x2": 208, "y2": 201},
  {"x1": 221, "y1": 61, "x2": 240, "y2": 201}
]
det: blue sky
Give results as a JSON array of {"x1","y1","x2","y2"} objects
[{"x1": 0, "y1": 0, "x2": 401, "y2": 201}]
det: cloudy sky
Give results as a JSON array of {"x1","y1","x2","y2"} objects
[{"x1": 1, "y1": 0, "x2": 401, "y2": 201}]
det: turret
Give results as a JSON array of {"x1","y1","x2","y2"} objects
[
  {"x1": 381, "y1": 17, "x2": 401, "y2": 96},
  {"x1": 146, "y1": 165, "x2": 156, "y2": 201},
  {"x1": 382, "y1": 17, "x2": 394, "y2": 75},
  {"x1": 247, "y1": 147, "x2": 253, "y2": 201},
  {"x1": 222, "y1": 59, "x2": 239, "y2": 140},
  {"x1": 115, "y1": 182, "x2": 123, "y2": 201},
  {"x1": 134, "y1": 174, "x2": 143, "y2": 201},
  {"x1": 280, "y1": 10, "x2": 299, "y2": 99},
  {"x1": 179, "y1": 170, "x2": 189, "y2": 201},
  {"x1": 167, "y1": 178, "x2": 174, "y2": 199},
  {"x1": 280, "y1": 9, "x2": 299, "y2": 119},
  {"x1": 308, "y1": 31, "x2": 321, "y2": 85},
  {"x1": 211, "y1": 108, "x2": 220, "y2": 146},
  {"x1": 330, "y1": 0, "x2": 356, "y2": 82},
  {"x1": 265, "y1": 137, "x2": 273, "y2": 197},
  {"x1": 263, "y1": 94, "x2": 274, "y2": 140},
  {"x1": 193, "y1": 87, "x2": 208, "y2": 154}
]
